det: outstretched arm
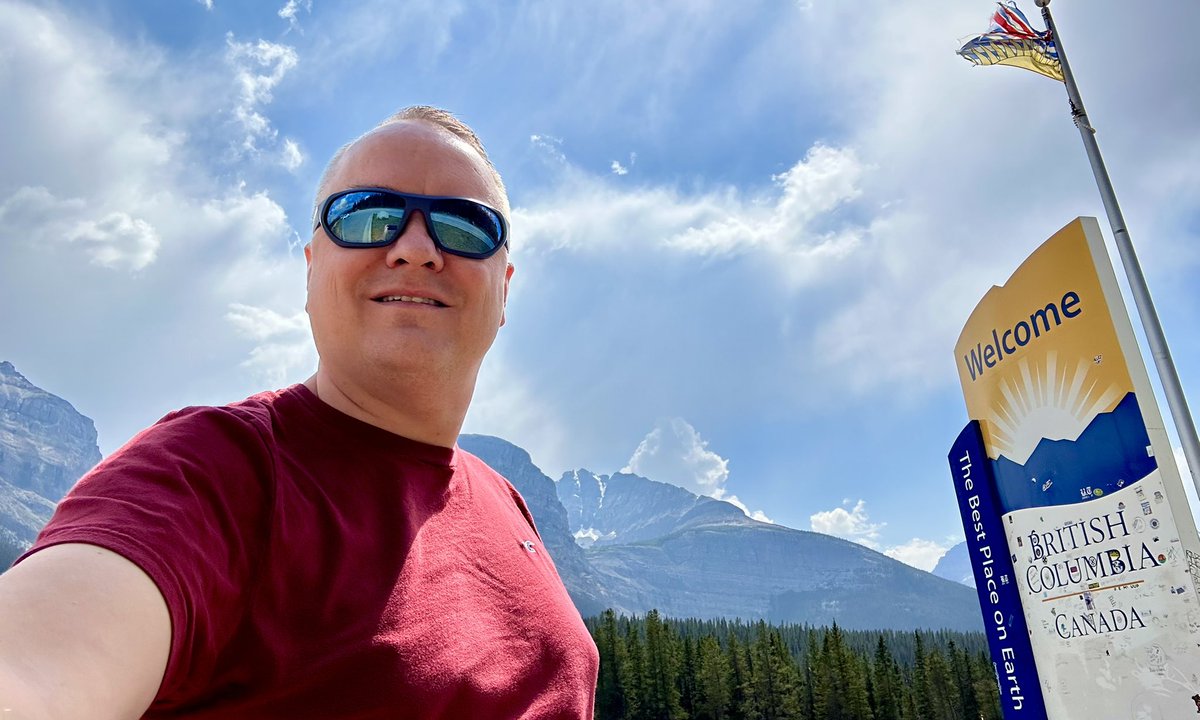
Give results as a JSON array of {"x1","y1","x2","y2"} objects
[{"x1": 0, "y1": 544, "x2": 171, "y2": 720}]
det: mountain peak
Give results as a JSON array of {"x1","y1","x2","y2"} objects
[{"x1": 0, "y1": 361, "x2": 103, "y2": 557}]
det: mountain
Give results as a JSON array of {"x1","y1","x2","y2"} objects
[
  {"x1": 557, "y1": 466, "x2": 982, "y2": 631},
  {"x1": 474, "y1": 440, "x2": 983, "y2": 631},
  {"x1": 557, "y1": 469, "x2": 747, "y2": 547},
  {"x1": 0, "y1": 361, "x2": 102, "y2": 564},
  {"x1": 932, "y1": 541, "x2": 975, "y2": 588}
]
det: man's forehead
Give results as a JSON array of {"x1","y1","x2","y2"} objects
[{"x1": 329, "y1": 121, "x2": 498, "y2": 198}]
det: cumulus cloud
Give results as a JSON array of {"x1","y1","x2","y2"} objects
[
  {"x1": 884, "y1": 538, "x2": 950, "y2": 572},
  {"x1": 0, "y1": 187, "x2": 159, "y2": 272},
  {"x1": 0, "y1": 2, "x2": 309, "y2": 452},
  {"x1": 623, "y1": 418, "x2": 772, "y2": 523},
  {"x1": 811, "y1": 500, "x2": 951, "y2": 569},
  {"x1": 810, "y1": 499, "x2": 885, "y2": 547},
  {"x1": 68, "y1": 212, "x2": 161, "y2": 271},
  {"x1": 197, "y1": 0, "x2": 213, "y2": 9},
  {"x1": 610, "y1": 160, "x2": 628, "y2": 175}
]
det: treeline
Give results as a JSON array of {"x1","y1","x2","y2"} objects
[{"x1": 587, "y1": 609, "x2": 1001, "y2": 720}]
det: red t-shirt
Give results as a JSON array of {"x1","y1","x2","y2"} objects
[{"x1": 21, "y1": 385, "x2": 599, "y2": 719}]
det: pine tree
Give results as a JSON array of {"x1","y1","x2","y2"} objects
[
  {"x1": 681, "y1": 635, "x2": 699, "y2": 718},
  {"x1": 923, "y1": 647, "x2": 960, "y2": 720},
  {"x1": 727, "y1": 633, "x2": 758, "y2": 720},
  {"x1": 624, "y1": 621, "x2": 647, "y2": 720},
  {"x1": 694, "y1": 635, "x2": 733, "y2": 720},
  {"x1": 871, "y1": 635, "x2": 902, "y2": 720},
  {"x1": 948, "y1": 642, "x2": 979, "y2": 720},
  {"x1": 644, "y1": 610, "x2": 688, "y2": 719},
  {"x1": 911, "y1": 632, "x2": 932, "y2": 720},
  {"x1": 594, "y1": 609, "x2": 629, "y2": 720},
  {"x1": 753, "y1": 625, "x2": 802, "y2": 720},
  {"x1": 971, "y1": 652, "x2": 1002, "y2": 720}
]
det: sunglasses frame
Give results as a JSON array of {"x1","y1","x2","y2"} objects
[{"x1": 314, "y1": 187, "x2": 509, "y2": 259}]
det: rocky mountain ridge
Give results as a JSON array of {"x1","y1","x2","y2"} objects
[
  {"x1": 469, "y1": 435, "x2": 983, "y2": 632},
  {"x1": 0, "y1": 361, "x2": 101, "y2": 560}
]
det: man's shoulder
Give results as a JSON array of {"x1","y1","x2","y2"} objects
[{"x1": 113, "y1": 386, "x2": 303, "y2": 466}]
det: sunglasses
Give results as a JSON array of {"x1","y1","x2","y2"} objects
[{"x1": 314, "y1": 187, "x2": 508, "y2": 259}]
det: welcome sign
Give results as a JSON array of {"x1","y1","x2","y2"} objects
[{"x1": 953, "y1": 218, "x2": 1200, "y2": 719}]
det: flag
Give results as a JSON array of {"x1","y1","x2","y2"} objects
[{"x1": 957, "y1": 1, "x2": 1064, "y2": 82}]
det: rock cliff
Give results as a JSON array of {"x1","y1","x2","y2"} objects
[{"x1": 0, "y1": 361, "x2": 102, "y2": 558}]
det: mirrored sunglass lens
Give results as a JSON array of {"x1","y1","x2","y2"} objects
[
  {"x1": 328, "y1": 193, "x2": 407, "y2": 245},
  {"x1": 431, "y1": 200, "x2": 503, "y2": 255}
]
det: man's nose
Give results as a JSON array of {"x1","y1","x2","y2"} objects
[{"x1": 383, "y1": 211, "x2": 444, "y2": 270}]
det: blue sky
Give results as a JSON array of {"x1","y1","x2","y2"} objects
[{"x1": 3, "y1": 0, "x2": 1199, "y2": 571}]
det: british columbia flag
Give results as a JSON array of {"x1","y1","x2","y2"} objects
[{"x1": 957, "y1": 1, "x2": 1064, "y2": 82}]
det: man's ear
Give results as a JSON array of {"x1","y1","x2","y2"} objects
[
  {"x1": 500, "y1": 262, "x2": 514, "y2": 328},
  {"x1": 303, "y1": 243, "x2": 313, "y2": 313}
]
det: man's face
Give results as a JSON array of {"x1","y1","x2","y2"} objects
[{"x1": 304, "y1": 121, "x2": 513, "y2": 390}]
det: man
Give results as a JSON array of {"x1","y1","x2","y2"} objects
[{"x1": 0, "y1": 107, "x2": 599, "y2": 718}]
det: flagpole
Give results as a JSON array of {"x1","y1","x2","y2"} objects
[{"x1": 1035, "y1": 0, "x2": 1200, "y2": 497}]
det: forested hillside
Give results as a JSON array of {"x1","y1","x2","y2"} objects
[{"x1": 587, "y1": 610, "x2": 1001, "y2": 720}]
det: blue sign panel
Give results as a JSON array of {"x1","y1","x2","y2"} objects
[{"x1": 949, "y1": 421, "x2": 1047, "y2": 719}]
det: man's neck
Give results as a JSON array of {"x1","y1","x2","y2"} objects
[{"x1": 303, "y1": 366, "x2": 473, "y2": 448}]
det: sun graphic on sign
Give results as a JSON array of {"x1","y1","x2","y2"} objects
[{"x1": 984, "y1": 351, "x2": 1125, "y2": 464}]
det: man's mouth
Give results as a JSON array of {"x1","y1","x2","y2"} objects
[{"x1": 373, "y1": 295, "x2": 446, "y2": 307}]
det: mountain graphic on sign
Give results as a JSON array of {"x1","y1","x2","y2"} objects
[{"x1": 990, "y1": 392, "x2": 1156, "y2": 513}]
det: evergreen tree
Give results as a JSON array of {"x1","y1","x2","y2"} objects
[
  {"x1": 911, "y1": 632, "x2": 932, "y2": 720},
  {"x1": 871, "y1": 635, "x2": 902, "y2": 720},
  {"x1": 971, "y1": 653, "x2": 1002, "y2": 720},
  {"x1": 624, "y1": 621, "x2": 647, "y2": 720},
  {"x1": 644, "y1": 610, "x2": 688, "y2": 719},
  {"x1": 681, "y1": 635, "x2": 699, "y2": 718},
  {"x1": 694, "y1": 635, "x2": 732, "y2": 720},
  {"x1": 727, "y1": 633, "x2": 758, "y2": 720},
  {"x1": 594, "y1": 610, "x2": 629, "y2": 720},
  {"x1": 922, "y1": 647, "x2": 960, "y2": 720},
  {"x1": 948, "y1": 642, "x2": 979, "y2": 720},
  {"x1": 753, "y1": 624, "x2": 802, "y2": 720}
]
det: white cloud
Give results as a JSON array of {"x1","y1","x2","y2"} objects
[
  {"x1": 529, "y1": 134, "x2": 566, "y2": 164},
  {"x1": 810, "y1": 499, "x2": 884, "y2": 547},
  {"x1": 622, "y1": 418, "x2": 772, "y2": 522},
  {"x1": 224, "y1": 34, "x2": 298, "y2": 161},
  {"x1": 278, "y1": 0, "x2": 312, "y2": 33},
  {"x1": 281, "y1": 138, "x2": 304, "y2": 171},
  {"x1": 68, "y1": 212, "x2": 160, "y2": 271},
  {"x1": 226, "y1": 304, "x2": 314, "y2": 386},
  {"x1": 0, "y1": 3, "x2": 311, "y2": 452},
  {"x1": 884, "y1": 538, "x2": 950, "y2": 572},
  {"x1": 610, "y1": 160, "x2": 628, "y2": 176},
  {"x1": 197, "y1": 0, "x2": 213, "y2": 9},
  {"x1": 0, "y1": 187, "x2": 159, "y2": 272},
  {"x1": 513, "y1": 143, "x2": 869, "y2": 287},
  {"x1": 811, "y1": 501, "x2": 952, "y2": 570}
]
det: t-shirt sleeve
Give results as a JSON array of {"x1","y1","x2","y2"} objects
[{"x1": 17, "y1": 405, "x2": 274, "y2": 702}]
